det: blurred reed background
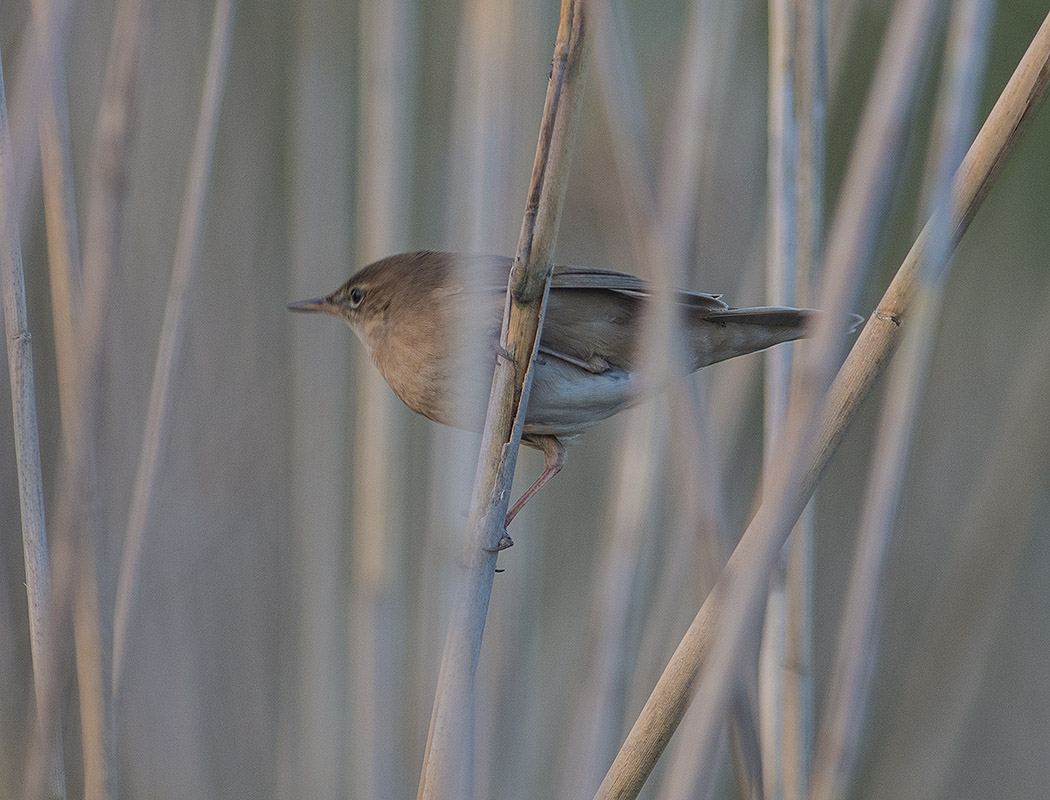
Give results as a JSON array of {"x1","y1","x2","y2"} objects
[{"x1": 1, "y1": 0, "x2": 1049, "y2": 798}]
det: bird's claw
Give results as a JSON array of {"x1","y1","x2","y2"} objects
[{"x1": 483, "y1": 532, "x2": 514, "y2": 553}]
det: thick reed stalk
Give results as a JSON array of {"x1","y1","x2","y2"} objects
[
  {"x1": 417, "y1": 3, "x2": 590, "y2": 797},
  {"x1": 0, "y1": 38, "x2": 64, "y2": 800}
]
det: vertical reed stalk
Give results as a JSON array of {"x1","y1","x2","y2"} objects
[
  {"x1": 282, "y1": 0, "x2": 355, "y2": 796},
  {"x1": 418, "y1": 3, "x2": 590, "y2": 797},
  {"x1": 350, "y1": 1, "x2": 415, "y2": 797},
  {"x1": 762, "y1": 1, "x2": 825, "y2": 796},
  {"x1": 782, "y1": 0, "x2": 825, "y2": 793},
  {"x1": 0, "y1": 38, "x2": 65, "y2": 800},
  {"x1": 761, "y1": 1, "x2": 799, "y2": 796}
]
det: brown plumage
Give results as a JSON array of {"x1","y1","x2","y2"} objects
[{"x1": 289, "y1": 250, "x2": 846, "y2": 527}]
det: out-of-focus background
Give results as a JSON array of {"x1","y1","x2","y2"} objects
[{"x1": 1, "y1": 0, "x2": 1049, "y2": 798}]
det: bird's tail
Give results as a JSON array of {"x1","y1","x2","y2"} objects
[{"x1": 686, "y1": 306, "x2": 863, "y2": 371}]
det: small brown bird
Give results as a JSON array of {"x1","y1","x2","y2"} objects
[{"x1": 290, "y1": 250, "x2": 846, "y2": 527}]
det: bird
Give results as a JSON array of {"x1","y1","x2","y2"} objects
[{"x1": 289, "y1": 250, "x2": 855, "y2": 529}]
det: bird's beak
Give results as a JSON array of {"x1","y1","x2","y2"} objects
[{"x1": 287, "y1": 296, "x2": 339, "y2": 316}]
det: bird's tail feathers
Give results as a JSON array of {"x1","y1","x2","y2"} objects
[
  {"x1": 687, "y1": 306, "x2": 864, "y2": 371},
  {"x1": 704, "y1": 307, "x2": 865, "y2": 333},
  {"x1": 703, "y1": 306, "x2": 811, "y2": 330}
]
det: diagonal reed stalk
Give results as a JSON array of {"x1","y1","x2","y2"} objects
[
  {"x1": 441, "y1": 4, "x2": 548, "y2": 796},
  {"x1": 35, "y1": 0, "x2": 83, "y2": 474},
  {"x1": 808, "y1": 2, "x2": 996, "y2": 798},
  {"x1": 417, "y1": 3, "x2": 590, "y2": 797},
  {"x1": 112, "y1": 0, "x2": 237, "y2": 700},
  {"x1": 7, "y1": 0, "x2": 77, "y2": 239},
  {"x1": 43, "y1": 0, "x2": 149, "y2": 797},
  {"x1": 583, "y1": 2, "x2": 764, "y2": 798},
  {"x1": 598, "y1": 0, "x2": 944, "y2": 794},
  {"x1": 594, "y1": 6, "x2": 1050, "y2": 799}
]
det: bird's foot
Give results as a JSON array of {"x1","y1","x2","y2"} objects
[{"x1": 484, "y1": 532, "x2": 514, "y2": 553}]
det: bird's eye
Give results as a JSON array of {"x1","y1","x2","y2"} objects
[{"x1": 348, "y1": 287, "x2": 364, "y2": 308}]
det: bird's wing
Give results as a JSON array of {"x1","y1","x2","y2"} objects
[
  {"x1": 551, "y1": 265, "x2": 729, "y2": 311},
  {"x1": 441, "y1": 256, "x2": 730, "y2": 373},
  {"x1": 536, "y1": 345, "x2": 611, "y2": 373},
  {"x1": 441, "y1": 257, "x2": 727, "y2": 312}
]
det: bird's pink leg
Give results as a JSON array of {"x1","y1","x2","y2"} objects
[{"x1": 504, "y1": 436, "x2": 566, "y2": 527}]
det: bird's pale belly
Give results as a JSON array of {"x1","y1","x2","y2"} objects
[
  {"x1": 521, "y1": 356, "x2": 641, "y2": 437},
  {"x1": 387, "y1": 344, "x2": 642, "y2": 437}
]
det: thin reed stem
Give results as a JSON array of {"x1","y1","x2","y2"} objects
[
  {"x1": 7, "y1": 0, "x2": 77, "y2": 239},
  {"x1": 35, "y1": 0, "x2": 84, "y2": 455},
  {"x1": 348, "y1": 0, "x2": 415, "y2": 797},
  {"x1": 761, "y1": 1, "x2": 800, "y2": 796},
  {"x1": 112, "y1": 0, "x2": 237, "y2": 699},
  {"x1": 762, "y1": 1, "x2": 825, "y2": 796},
  {"x1": 280, "y1": 0, "x2": 355, "y2": 795},
  {"x1": 57, "y1": 0, "x2": 148, "y2": 796}
]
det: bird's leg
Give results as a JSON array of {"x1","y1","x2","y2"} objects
[{"x1": 504, "y1": 436, "x2": 566, "y2": 528}]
